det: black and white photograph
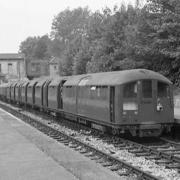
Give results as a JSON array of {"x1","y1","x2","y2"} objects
[{"x1": 0, "y1": 0, "x2": 180, "y2": 179}]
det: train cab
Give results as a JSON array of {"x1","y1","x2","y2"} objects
[
  {"x1": 122, "y1": 77, "x2": 173, "y2": 136},
  {"x1": 63, "y1": 69, "x2": 174, "y2": 137}
]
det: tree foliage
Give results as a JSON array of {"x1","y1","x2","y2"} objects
[
  {"x1": 19, "y1": 2, "x2": 180, "y2": 85},
  {"x1": 19, "y1": 35, "x2": 51, "y2": 60}
]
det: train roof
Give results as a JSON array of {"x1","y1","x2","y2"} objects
[
  {"x1": 22, "y1": 81, "x2": 30, "y2": 87},
  {"x1": 15, "y1": 80, "x2": 26, "y2": 87},
  {"x1": 28, "y1": 78, "x2": 40, "y2": 87},
  {"x1": 64, "y1": 69, "x2": 171, "y2": 86},
  {"x1": 49, "y1": 76, "x2": 68, "y2": 86},
  {"x1": 28, "y1": 76, "x2": 52, "y2": 87},
  {"x1": 36, "y1": 78, "x2": 49, "y2": 87},
  {"x1": 10, "y1": 81, "x2": 19, "y2": 87}
]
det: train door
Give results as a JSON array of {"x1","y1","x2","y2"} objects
[
  {"x1": 122, "y1": 81, "x2": 138, "y2": 124},
  {"x1": 44, "y1": 81, "x2": 51, "y2": 107},
  {"x1": 156, "y1": 81, "x2": 173, "y2": 123},
  {"x1": 58, "y1": 80, "x2": 66, "y2": 109},
  {"x1": 110, "y1": 86, "x2": 115, "y2": 123},
  {"x1": 32, "y1": 82, "x2": 38, "y2": 105},
  {"x1": 139, "y1": 80, "x2": 155, "y2": 123},
  {"x1": 41, "y1": 82, "x2": 46, "y2": 107},
  {"x1": 25, "y1": 82, "x2": 29, "y2": 103}
]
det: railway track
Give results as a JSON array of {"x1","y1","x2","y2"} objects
[{"x1": 0, "y1": 101, "x2": 179, "y2": 179}]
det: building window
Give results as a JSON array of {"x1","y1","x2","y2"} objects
[
  {"x1": 31, "y1": 63, "x2": 40, "y2": 72},
  {"x1": 8, "y1": 63, "x2": 12, "y2": 74}
]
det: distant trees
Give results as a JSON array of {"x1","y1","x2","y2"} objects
[
  {"x1": 19, "y1": 1, "x2": 180, "y2": 85},
  {"x1": 19, "y1": 35, "x2": 51, "y2": 60}
]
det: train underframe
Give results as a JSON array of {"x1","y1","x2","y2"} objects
[{"x1": 0, "y1": 97, "x2": 174, "y2": 138}]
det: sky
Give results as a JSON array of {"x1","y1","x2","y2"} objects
[{"x1": 0, "y1": 0, "x2": 136, "y2": 53}]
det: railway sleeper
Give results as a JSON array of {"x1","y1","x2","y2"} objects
[
  {"x1": 90, "y1": 156, "x2": 100, "y2": 160},
  {"x1": 114, "y1": 143, "x2": 127, "y2": 148},
  {"x1": 84, "y1": 152, "x2": 94, "y2": 157},
  {"x1": 155, "y1": 159, "x2": 172, "y2": 165},
  {"x1": 79, "y1": 149, "x2": 88, "y2": 154},
  {"x1": 109, "y1": 165, "x2": 120, "y2": 171},
  {"x1": 145, "y1": 155, "x2": 161, "y2": 160},
  {"x1": 101, "y1": 161, "x2": 114, "y2": 167},
  {"x1": 96, "y1": 158, "x2": 106, "y2": 163},
  {"x1": 150, "y1": 144, "x2": 170, "y2": 149},
  {"x1": 166, "y1": 163, "x2": 180, "y2": 169},
  {"x1": 135, "y1": 152, "x2": 151, "y2": 157},
  {"x1": 117, "y1": 170, "x2": 129, "y2": 177},
  {"x1": 168, "y1": 151, "x2": 180, "y2": 155},
  {"x1": 128, "y1": 149, "x2": 144, "y2": 153}
]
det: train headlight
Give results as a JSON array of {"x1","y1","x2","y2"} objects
[
  {"x1": 157, "y1": 102, "x2": 163, "y2": 111},
  {"x1": 123, "y1": 111, "x2": 127, "y2": 115},
  {"x1": 134, "y1": 111, "x2": 138, "y2": 115}
]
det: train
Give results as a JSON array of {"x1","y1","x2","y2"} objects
[{"x1": 0, "y1": 69, "x2": 174, "y2": 137}]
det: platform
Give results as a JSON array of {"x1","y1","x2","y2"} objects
[{"x1": 0, "y1": 108, "x2": 122, "y2": 180}]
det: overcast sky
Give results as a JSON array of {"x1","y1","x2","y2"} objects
[{"x1": 0, "y1": 0, "x2": 135, "y2": 53}]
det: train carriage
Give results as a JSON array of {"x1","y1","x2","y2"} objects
[
  {"x1": 34, "y1": 78, "x2": 48, "y2": 108},
  {"x1": 62, "y1": 74, "x2": 86, "y2": 115},
  {"x1": 63, "y1": 69, "x2": 174, "y2": 137},
  {"x1": 0, "y1": 83, "x2": 8, "y2": 101},
  {"x1": 21, "y1": 81, "x2": 30, "y2": 104},
  {"x1": 0, "y1": 68, "x2": 174, "y2": 137},
  {"x1": 26, "y1": 79, "x2": 38, "y2": 106},
  {"x1": 15, "y1": 81, "x2": 25, "y2": 103},
  {"x1": 42, "y1": 79, "x2": 52, "y2": 110},
  {"x1": 14, "y1": 81, "x2": 20, "y2": 102},
  {"x1": 47, "y1": 76, "x2": 67, "y2": 111},
  {"x1": 6, "y1": 83, "x2": 11, "y2": 101},
  {"x1": 10, "y1": 82, "x2": 18, "y2": 103}
]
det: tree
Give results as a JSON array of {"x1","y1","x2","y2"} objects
[
  {"x1": 144, "y1": 0, "x2": 180, "y2": 84},
  {"x1": 19, "y1": 35, "x2": 51, "y2": 60},
  {"x1": 19, "y1": 36, "x2": 39, "y2": 60}
]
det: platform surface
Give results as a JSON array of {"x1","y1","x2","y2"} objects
[{"x1": 0, "y1": 108, "x2": 122, "y2": 180}]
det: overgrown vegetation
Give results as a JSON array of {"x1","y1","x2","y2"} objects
[{"x1": 19, "y1": 0, "x2": 180, "y2": 85}]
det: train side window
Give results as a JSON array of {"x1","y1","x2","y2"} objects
[
  {"x1": 158, "y1": 82, "x2": 169, "y2": 97},
  {"x1": 123, "y1": 82, "x2": 137, "y2": 98},
  {"x1": 142, "y1": 80, "x2": 152, "y2": 98}
]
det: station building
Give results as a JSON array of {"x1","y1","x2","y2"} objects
[
  {"x1": 49, "y1": 57, "x2": 60, "y2": 76},
  {"x1": 26, "y1": 59, "x2": 49, "y2": 79},
  {"x1": 0, "y1": 53, "x2": 26, "y2": 83}
]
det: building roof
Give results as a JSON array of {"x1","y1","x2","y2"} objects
[
  {"x1": 49, "y1": 57, "x2": 60, "y2": 64},
  {"x1": 0, "y1": 53, "x2": 24, "y2": 60},
  {"x1": 64, "y1": 69, "x2": 172, "y2": 86}
]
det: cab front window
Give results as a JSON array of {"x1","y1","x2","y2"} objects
[
  {"x1": 142, "y1": 80, "x2": 152, "y2": 98},
  {"x1": 158, "y1": 82, "x2": 169, "y2": 98},
  {"x1": 123, "y1": 82, "x2": 137, "y2": 98}
]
